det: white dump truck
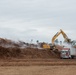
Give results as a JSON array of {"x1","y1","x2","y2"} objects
[{"x1": 60, "y1": 45, "x2": 76, "y2": 59}]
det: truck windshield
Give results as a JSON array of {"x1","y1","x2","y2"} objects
[
  {"x1": 61, "y1": 51, "x2": 66, "y2": 54},
  {"x1": 61, "y1": 51, "x2": 69, "y2": 56},
  {"x1": 61, "y1": 51, "x2": 69, "y2": 53}
]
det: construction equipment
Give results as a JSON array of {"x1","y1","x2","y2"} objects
[
  {"x1": 51, "y1": 29, "x2": 76, "y2": 59},
  {"x1": 41, "y1": 29, "x2": 71, "y2": 50},
  {"x1": 52, "y1": 29, "x2": 71, "y2": 45},
  {"x1": 50, "y1": 29, "x2": 72, "y2": 54},
  {"x1": 40, "y1": 42, "x2": 50, "y2": 49},
  {"x1": 42, "y1": 43, "x2": 50, "y2": 49},
  {"x1": 60, "y1": 44, "x2": 76, "y2": 59}
]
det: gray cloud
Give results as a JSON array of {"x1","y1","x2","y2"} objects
[{"x1": 0, "y1": 0, "x2": 76, "y2": 43}]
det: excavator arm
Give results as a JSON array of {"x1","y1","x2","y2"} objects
[
  {"x1": 60, "y1": 29, "x2": 71, "y2": 43},
  {"x1": 52, "y1": 29, "x2": 71, "y2": 45},
  {"x1": 52, "y1": 31, "x2": 61, "y2": 44}
]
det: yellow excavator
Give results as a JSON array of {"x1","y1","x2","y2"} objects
[
  {"x1": 42, "y1": 29, "x2": 71, "y2": 49},
  {"x1": 41, "y1": 43, "x2": 50, "y2": 49},
  {"x1": 51, "y1": 29, "x2": 71, "y2": 51}
]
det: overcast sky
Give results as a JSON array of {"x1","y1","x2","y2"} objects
[{"x1": 0, "y1": 0, "x2": 76, "y2": 43}]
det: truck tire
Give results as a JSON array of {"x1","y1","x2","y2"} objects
[{"x1": 71, "y1": 55, "x2": 74, "y2": 59}]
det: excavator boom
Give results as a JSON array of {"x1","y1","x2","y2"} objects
[
  {"x1": 52, "y1": 31, "x2": 61, "y2": 44},
  {"x1": 52, "y1": 29, "x2": 71, "y2": 44}
]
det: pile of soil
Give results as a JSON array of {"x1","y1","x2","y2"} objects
[
  {"x1": 0, "y1": 38, "x2": 60, "y2": 59},
  {"x1": 0, "y1": 46, "x2": 21, "y2": 58},
  {"x1": 0, "y1": 46, "x2": 59, "y2": 59},
  {"x1": 21, "y1": 48, "x2": 59, "y2": 59},
  {"x1": 55, "y1": 45, "x2": 63, "y2": 51}
]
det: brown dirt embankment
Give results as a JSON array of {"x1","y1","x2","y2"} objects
[{"x1": 0, "y1": 46, "x2": 59, "y2": 59}]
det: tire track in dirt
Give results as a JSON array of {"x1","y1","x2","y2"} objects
[{"x1": 0, "y1": 59, "x2": 76, "y2": 66}]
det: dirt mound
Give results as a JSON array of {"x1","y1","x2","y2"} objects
[
  {"x1": 0, "y1": 46, "x2": 21, "y2": 58},
  {"x1": 0, "y1": 46, "x2": 59, "y2": 59},
  {"x1": 55, "y1": 45, "x2": 63, "y2": 51},
  {"x1": 0, "y1": 38, "x2": 60, "y2": 59},
  {"x1": 0, "y1": 38, "x2": 29, "y2": 48},
  {"x1": 21, "y1": 48, "x2": 59, "y2": 59}
]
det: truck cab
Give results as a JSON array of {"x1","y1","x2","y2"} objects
[{"x1": 60, "y1": 47, "x2": 71, "y2": 59}]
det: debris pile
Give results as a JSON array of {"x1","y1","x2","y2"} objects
[
  {"x1": 0, "y1": 46, "x2": 59, "y2": 59},
  {"x1": 21, "y1": 48, "x2": 58, "y2": 59},
  {"x1": 0, "y1": 38, "x2": 29, "y2": 48},
  {"x1": 0, "y1": 38, "x2": 59, "y2": 59},
  {"x1": 0, "y1": 46, "x2": 21, "y2": 58}
]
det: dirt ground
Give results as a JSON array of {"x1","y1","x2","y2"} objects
[
  {"x1": 0, "y1": 59, "x2": 76, "y2": 66},
  {"x1": 0, "y1": 59, "x2": 76, "y2": 75},
  {"x1": 0, "y1": 38, "x2": 76, "y2": 75},
  {"x1": 0, "y1": 66, "x2": 76, "y2": 75}
]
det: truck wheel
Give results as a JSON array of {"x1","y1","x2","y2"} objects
[
  {"x1": 60, "y1": 57, "x2": 63, "y2": 59},
  {"x1": 71, "y1": 56, "x2": 74, "y2": 59}
]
